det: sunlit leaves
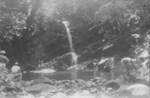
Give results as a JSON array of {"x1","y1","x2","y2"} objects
[
  {"x1": 0, "y1": 11, "x2": 27, "y2": 38},
  {"x1": 37, "y1": 0, "x2": 56, "y2": 21},
  {"x1": 37, "y1": 0, "x2": 78, "y2": 22}
]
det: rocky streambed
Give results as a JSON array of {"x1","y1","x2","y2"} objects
[{"x1": 0, "y1": 74, "x2": 149, "y2": 98}]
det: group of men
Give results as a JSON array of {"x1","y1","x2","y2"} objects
[
  {"x1": 0, "y1": 50, "x2": 21, "y2": 74},
  {"x1": 87, "y1": 49, "x2": 149, "y2": 79}
]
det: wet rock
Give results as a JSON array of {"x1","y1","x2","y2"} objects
[
  {"x1": 89, "y1": 87, "x2": 98, "y2": 93},
  {"x1": 0, "y1": 94, "x2": 5, "y2": 98},
  {"x1": 55, "y1": 80, "x2": 63, "y2": 85},
  {"x1": 96, "y1": 86, "x2": 104, "y2": 91},
  {"x1": 90, "y1": 79, "x2": 95, "y2": 82},
  {"x1": 104, "y1": 80, "x2": 120, "y2": 90},
  {"x1": 19, "y1": 81, "x2": 30, "y2": 87},
  {"x1": 5, "y1": 93, "x2": 15, "y2": 98},
  {"x1": 57, "y1": 88, "x2": 64, "y2": 93},
  {"x1": 85, "y1": 82, "x2": 92, "y2": 88},
  {"x1": 18, "y1": 94, "x2": 35, "y2": 98},
  {"x1": 65, "y1": 80, "x2": 70, "y2": 83},
  {"x1": 40, "y1": 91, "x2": 53, "y2": 98},
  {"x1": 3, "y1": 86, "x2": 22, "y2": 93},
  {"x1": 62, "y1": 80, "x2": 68, "y2": 83},
  {"x1": 0, "y1": 80, "x2": 4, "y2": 85},
  {"x1": 64, "y1": 89, "x2": 73, "y2": 95},
  {"x1": 101, "y1": 78, "x2": 107, "y2": 83},
  {"x1": 57, "y1": 84, "x2": 65, "y2": 89},
  {"x1": 70, "y1": 80, "x2": 76, "y2": 86},
  {"x1": 33, "y1": 76, "x2": 54, "y2": 85},
  {"x1": 49, "y1": 52, "x2": 74, "y2": 70},
  {"x1": 25, "y1": 94, "x2": 35, "y2": 98},
  {"x1": 95, "y1": 93, "x2": 114, "y2": 98},
  {"x1": 127, "y1": 84, "x2": 150, "y2": 96},
  {"x1": 95, "y1": 77, "x2": 102, "y2": 80},
  {"x1": 97, "y1": 82, "x2": 103, "y2": 86},
  {"x1": 95, "y1": 79, "x2": 102, "y2": 84},
  {"x1": 116, "y1": 90, "x2": 132, "y2": 97},
  {"x1": 82, "y1": 90, "x2": 90, "y2": 94},
  {"x1": 69, "y1": 90, "x2": 95, "y2": 98},
  {"x1": 85, "y1": 61, "x2": 96, "y2": 70},
  {"x1": 88, "y1": 81, "x2": 96, "y2": 87},
  {"x1": 67, "y1": 66, "x2": 77, "y2": 71},
  {"x1": 36, "y1": 96, "x2": 46, "y2": 98},
  {"x1": 51, "y1": 79, "x2": 57, "y2": 84},
  {"x1": 25, "y1": 84, "x2": 57, "y2": 94},
  {"x1": 51, "y1": 93, "x2": 68, "y2": 98},
  {"x1": 64, "y1": 82, "x2": 71, "y2": 88}
]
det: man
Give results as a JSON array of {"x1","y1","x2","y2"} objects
[
  {"x1": 0, "y1": 50, "x2": 9, "y2": 71},
  {"x1": 0, "y1": 50, "x2": 9, "y2": 79},
  {"x1": 10, "y1": 62, "x2": 21, "y2": 73},
  {"x1": 10, "y1": 62, "x2": 22, "y2": 81},
  {"x1": 120, "y1": 57, "x2": 137, "y2": 73}
]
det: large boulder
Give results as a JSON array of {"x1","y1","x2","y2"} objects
[
  {"x1": 127, "y1": 84, "x2": 150, "y2": 97},
  {"x1": 44, "y1": 52, "x2": 75, "y2": 71},
  {"x1": 69, "y1": 90, "x2": 94, "y2": 98},
  {"x1": 104, "y1": 80, "x2": 120, "y2": 90},
  {"x1": 84, "y1": 60, "x2": 97, "y2": 70},
  {"x1": 32, "y1": 76, "x2": 54, "y2": 85},
  {"x1": 51, "y1": 93, "x2": 68, "y2": 98},
  {"x1": 25, "y1": 84, "x2": 57, "y2": 94}
]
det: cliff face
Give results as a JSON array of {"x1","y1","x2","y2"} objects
[
  {"x1": 31, "y1": 24, "x2": 132, "y2": 71},
  {"x1": 30, "y1": 17, "x2": 134, "y2": 69}
]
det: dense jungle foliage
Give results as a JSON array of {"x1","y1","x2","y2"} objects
[{"x1": 0, "y1": 0, "x2": 150, "y2": 69}]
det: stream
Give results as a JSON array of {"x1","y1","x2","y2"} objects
[{"x1": 22, "y1": 70, "x2": 110, "y2": 81}]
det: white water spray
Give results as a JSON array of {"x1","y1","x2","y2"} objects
[{"x1": 62, "y1": 21, "x2": 78, "y2": 67}]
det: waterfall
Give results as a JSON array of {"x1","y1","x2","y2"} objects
[{"x1": 62, "y1": 21, "x2": 78, "y2": 67}]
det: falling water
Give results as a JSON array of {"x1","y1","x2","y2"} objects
[{"x1": 63, "y1": 21, "x2": 78, "y2": 67}]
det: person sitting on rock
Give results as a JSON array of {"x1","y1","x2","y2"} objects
[
  {"x1": 10, "y1": 62, "x2": 22, "y2": 81},
  {"x1": 10, "y1": 62, "x2": 21, "y2": 73},
  {"x1": 0, "y1": 50, "x2": 9, "y2": 71}
]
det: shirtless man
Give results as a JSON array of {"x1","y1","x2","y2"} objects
[
  {"x1": 0, "y1": 50, "x2": 9, "y2": 71},
  {"x1": 0, "y1": 50, "x2": 9, "y2": 79},
  {"x1": 120, "y1": 57, "x2": 136, "y2": 73}
]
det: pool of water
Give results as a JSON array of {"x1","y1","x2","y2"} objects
[{"x1": 22, "y1": 70, "x2": 110, "y2": 81}]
